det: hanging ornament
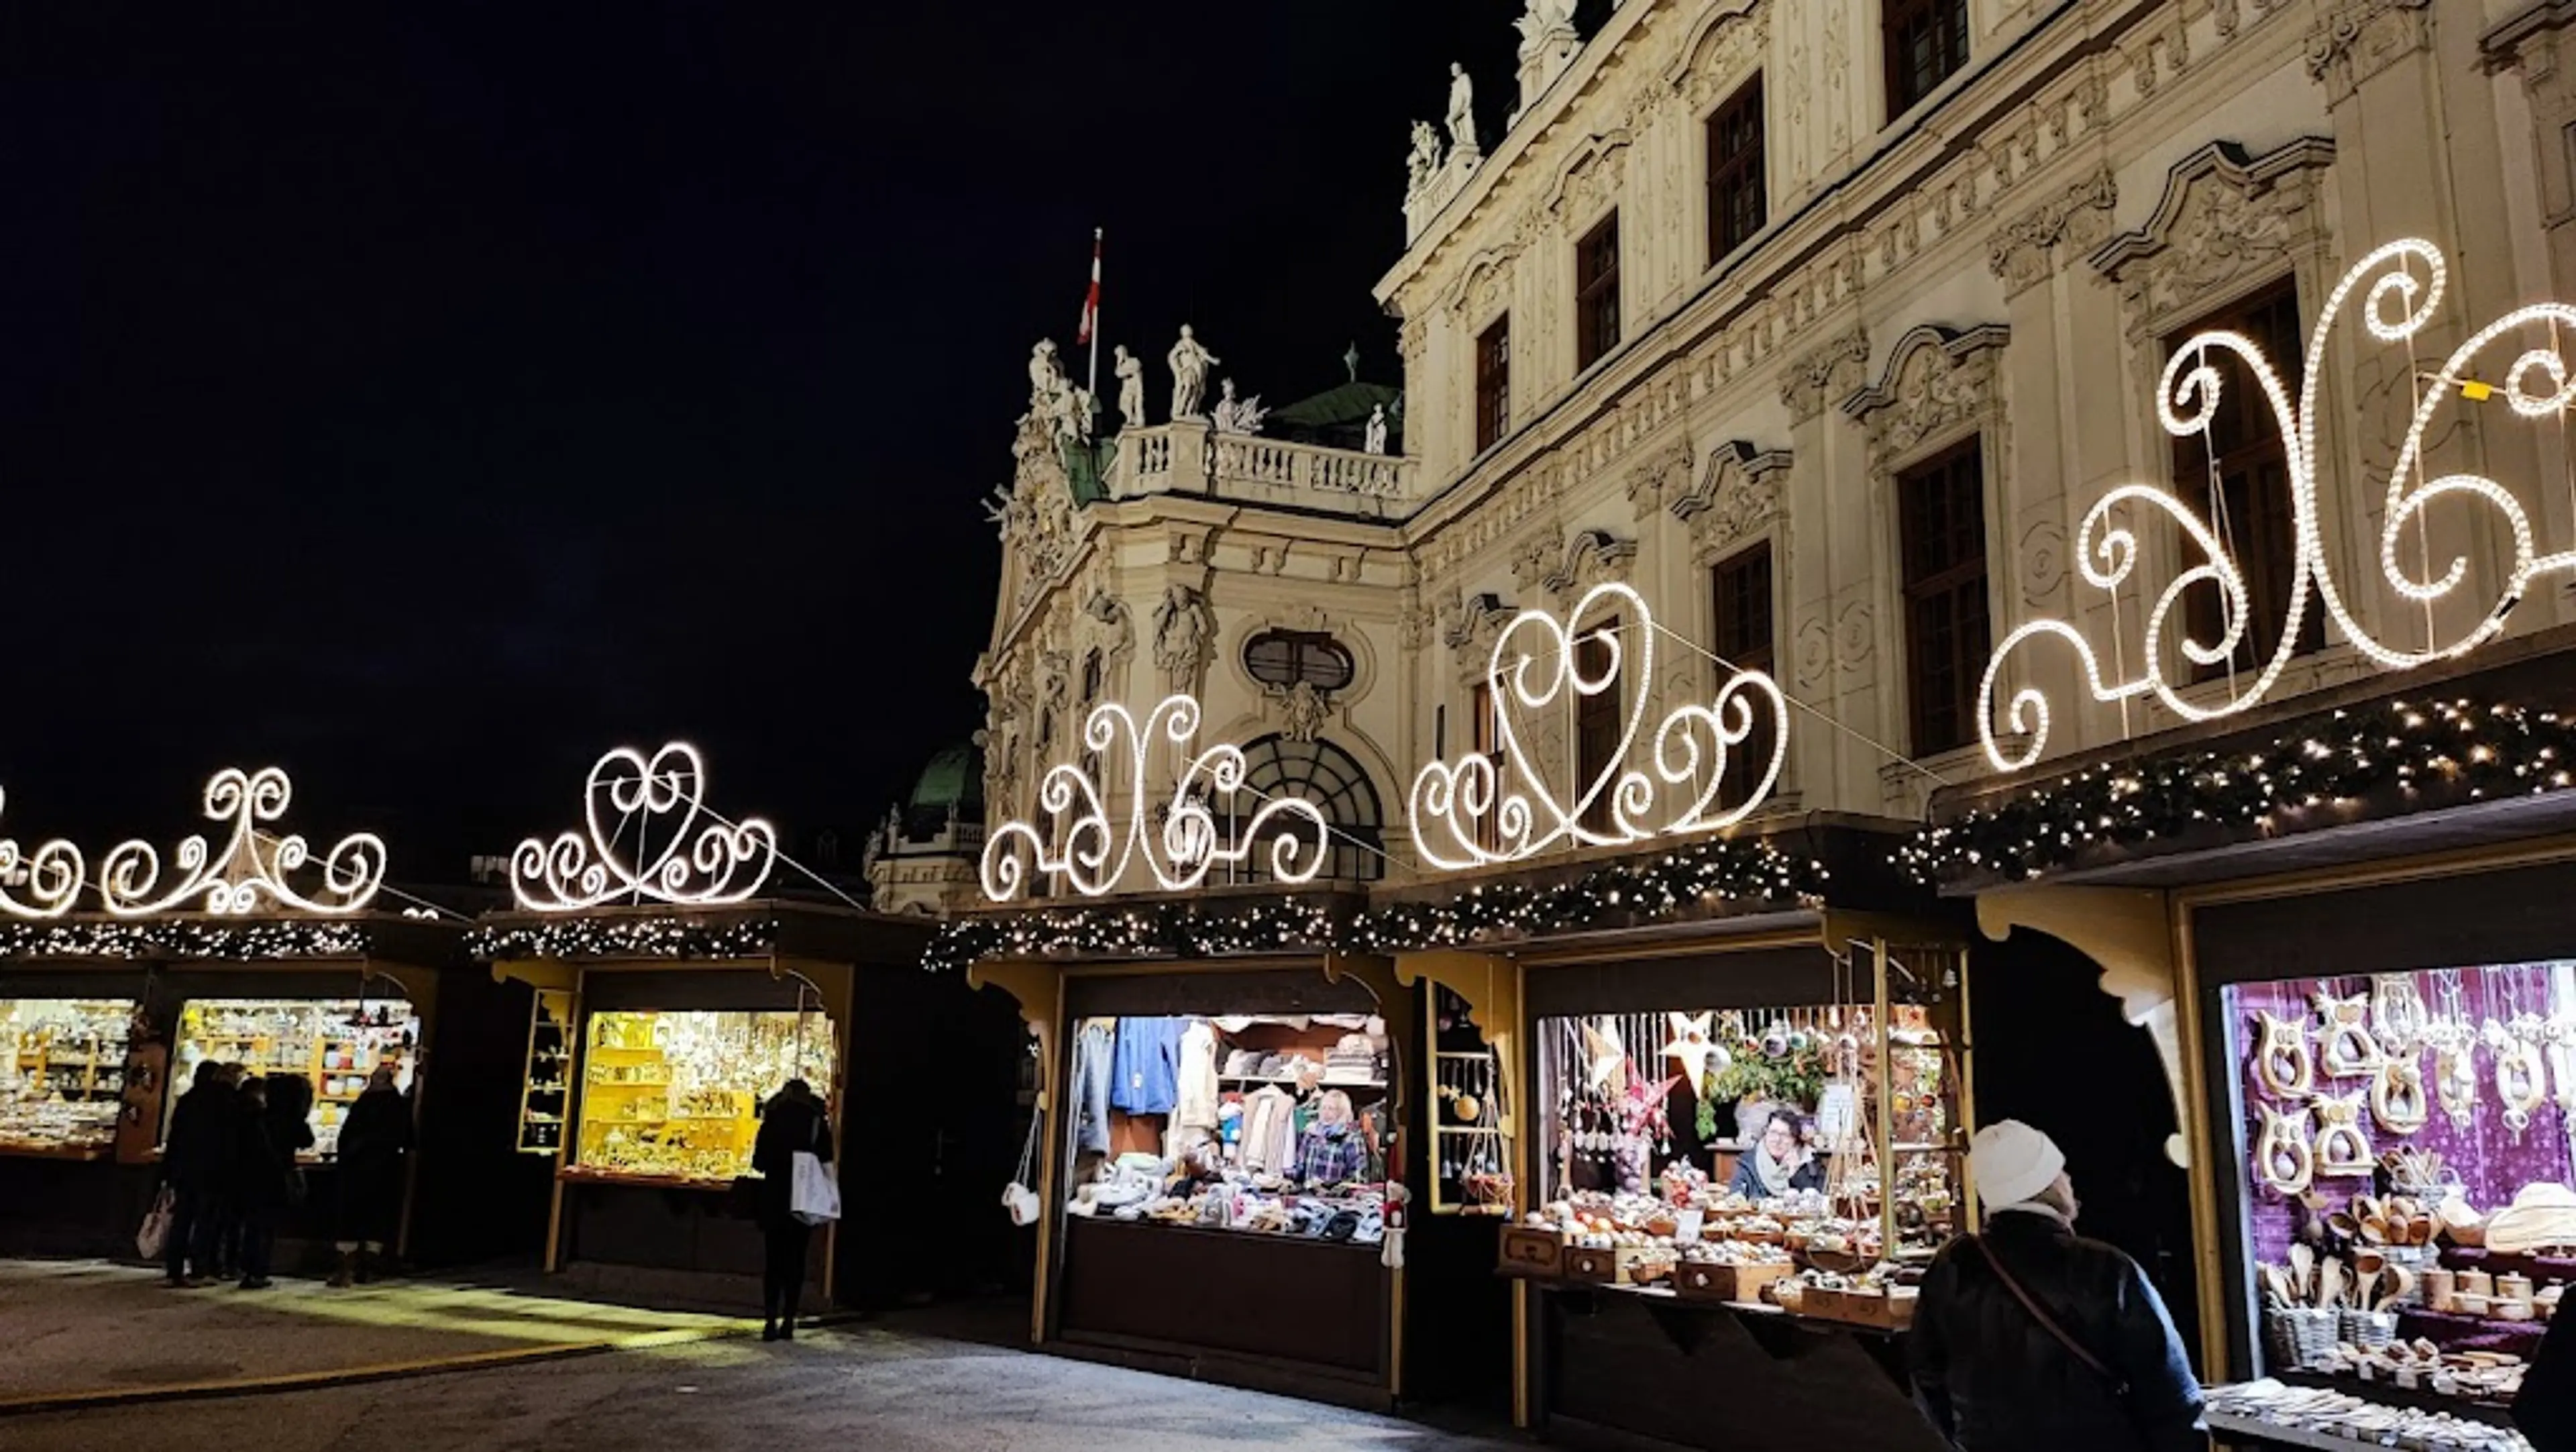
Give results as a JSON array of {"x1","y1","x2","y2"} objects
[
  {"x1": 2255, "y1": 1104, "x2": 2316, "y2": 1198},
  {"x1": 2372, "y1": 1050, "x2": 2429, "y2": 1136},
  {"x1": 1660, "y1": 1011, "x2": 1725, "y2": 1086},
  {"x1": 1581, "y1": 1019, "x2": 1626, "y2": 1095},
  {"x1": 2371, "y1": 975, "x2": 2430, "y2": 1057},
  {"x1": 2491, "y1": 1018, "x2": 2547, "y2": 1143},
  {"x1": 2313, "y1": 1093, "x2": 2373, "y2": 1177}
]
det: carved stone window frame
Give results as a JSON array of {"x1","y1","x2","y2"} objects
[
  {"x1": 1670, "y1": 1, "x2": 1770, "y2": 274},
  {"x1": 1839, "y1": 322, "x2": 2013, "y2": 769}
]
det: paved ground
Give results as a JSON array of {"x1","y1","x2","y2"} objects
[
  {"x1": 0, "y1": 1260, "x2": 1515, "y2": 1451},
  {"x1": 0, "y1": 1259, "x2": 751, "y2": 1404}
]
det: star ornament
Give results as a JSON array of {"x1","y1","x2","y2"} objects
[
  {"x1": 1662, "y1": 1012, "x2": 1728, "y2": 1085},
  {"x1": 1581, "y1": 1019, "x2": 1626, "y2": 1094}
]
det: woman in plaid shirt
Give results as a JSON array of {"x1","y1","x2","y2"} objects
[{"x1": 1291, "y1": 1090, "x2": 1370, "y2": 1188}]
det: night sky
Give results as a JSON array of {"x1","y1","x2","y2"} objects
[{"x1": 3, "y1": 3, "x2": 1533, "y2": 880}]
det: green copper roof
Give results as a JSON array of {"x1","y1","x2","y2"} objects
[
  {"x1": 1269, "y1": 380, "x2": 1401, "y2": 429},
  {"x1": 908, "y1": 742, "x2": 984, "y2": 813}
]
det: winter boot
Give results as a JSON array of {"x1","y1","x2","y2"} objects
[{"x1": 329, "y1": 1250, "x2": 357, "y2": 1288}]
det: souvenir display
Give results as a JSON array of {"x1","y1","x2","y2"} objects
[
  {"x1": 1509, "y1": 987, "x2": 1966, "y2": 1311},
  {"x1": 2221, "y1": 962, "x2": 2574, "y2": 1441},
  {"x1": 570, "y1": 1008, "x2": 837, "y2": 1183},
  {"x1": 1063, "y1": 1010, "x2": 1391, "y2": 1247},
  {"x1": 0, "y1": 999, "x2": 134, "y2": 1154},
  {"x1": 171, "y1": 998, "x2": 417, "y2": 1157}
]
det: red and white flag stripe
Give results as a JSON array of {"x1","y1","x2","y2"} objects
[{"x1": 1076, "y1": 231, "x2": 1101, "y2": 346}]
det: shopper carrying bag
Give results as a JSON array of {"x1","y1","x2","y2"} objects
[{"x1": 751, "y1": 1078, "x2": 833, "y2": 1342}]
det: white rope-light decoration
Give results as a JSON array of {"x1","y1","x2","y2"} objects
[
  {"x1": 979, "y1": 694, "x2": 1330, "y2": 902},
  {"x1": 1408, "y1": 581, "x2": 1788, "y2": 871},
  {"x1": 99, "y1": 768, "x2": 387, "y2": 917},
  {"x1": 1980, "y1": 239, "x2": 2576, "y2": 772},
  {"x1": 0, "y1": 787, "x2": 85, "y2": 920},
  {"x1": 511, "y1": 742, "x2": 778, "y2": 911}
]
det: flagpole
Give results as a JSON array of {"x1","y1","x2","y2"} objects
[{"x1": 1086, "y1": 227, "x2": 1103, "y2": 401}]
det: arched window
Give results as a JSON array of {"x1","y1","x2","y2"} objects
[
  {"x1": 1242, "y1": 630, "x2": 1356, "y2": 692},
  {"x1": 1220, "y1": 734, "x2": 1385, "y2": 883}
]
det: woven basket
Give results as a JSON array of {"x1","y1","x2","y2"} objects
[{"x1": 2339, "y1": 1308, "x2": 2398, "y2": 1350}]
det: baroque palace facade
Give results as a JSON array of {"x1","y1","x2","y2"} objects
[{"x1": 924, "y1": 0, "x2": 2576, "y2": 906}]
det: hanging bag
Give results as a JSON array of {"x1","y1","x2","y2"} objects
[
  {"x1": 1003, "y1": 1103, "x2": 1043, "y2": 1227},
  {"x1": 789, "y1": 1116, "x2": 841, "y2": 1227},
  {"x1": 1970, "y1": 1237, "x2": 2132, "y2": 1406},
  {"x1": 136, "y1": 1186, "x2": 175, "y2": 1261}
]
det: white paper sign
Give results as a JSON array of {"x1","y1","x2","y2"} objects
[
  {"x1": 1674, "y1": 1208, "x2": 1705, "y2": 1241},
  {"x1": 1817, "y1": 1084, "x2": 1858, "y2": 1143}
]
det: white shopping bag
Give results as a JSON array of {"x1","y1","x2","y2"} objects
[
  {"x1": 136, "y1": 1187, "x2": 175, "y2": 1261},
  {"x1": 790, "y1": 1150, "x2": 841, "y2": 1226}
]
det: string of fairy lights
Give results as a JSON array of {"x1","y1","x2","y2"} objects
[
  {"x1": 464, "y1": 917, "x2": 780, "y2": 962},
  {"x1": 920, "y1": 836, "x2": 1826, "y2": 974},
  {"x1": 1901, "y1": 697, "x2": 2576, "y2": 886},
  {"x1": 0, "y1": 919, "x2": 372, "y2": 961}
]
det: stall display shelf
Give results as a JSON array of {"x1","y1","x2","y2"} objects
[
  {"x1": 173, "y1": 998, "x2": 419, "y2": 1157},
  {"x1": 1, "y1": 999, "x2": 138, "y2": 1155}
]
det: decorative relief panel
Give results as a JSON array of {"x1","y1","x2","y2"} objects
[
  {"x1": 2091, "y1": 138, "x2": 2337, "y2": 341},
  {"x1": 1840, "y1": 323, "x2": 2012, "y2": 463},
  {"x1": 1683, "y1": 442, "x2": 1794, "y2": 560},
  {"x1": 1988, "y1": 166, "x2": 2117, "y2": 297},
  {"x1": 1670, "y1": 1, "x2": 1767, "y2": 110},
  {"x1": 2306, "y1": 0, "x2": 2433, "y2": 103},
  {"x1": 1780, "y1": 328, "x2": 1870, "y2": 425}
]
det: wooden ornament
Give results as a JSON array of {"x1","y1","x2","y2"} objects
[
  {"x1": 2256, "y1": 1104, "x2": 2316, "y2": 1198},
  {"x1": 2316, "y1": 990, "x2": 2381, "y2": 1077},
  {"x1": 2314, "y1": 1094, "x2": 2373, "y2": 1178},
  {"x1": 2371, "y1": 1051, "x2": 2428, "y2": 1136},
  {"x1": 2256, "y1": 1011, "x2": 2316, "y2": 1099}
]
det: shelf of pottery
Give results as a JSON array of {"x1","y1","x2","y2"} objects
[
  {"x1": 569, "y1": 1008, "x2": 838, "y2": 1186},
  {"x1": 1499, "y1": 1002, "x2": 1966, "y2": 1331},
  {"x1": 2220, "y1": 961, "x2": 2574, "y2": 1444},
  {"x1": 0, "y1": 998, "x2": 135, "y2": 1156},
  {"x1": 1062, "y1": 1013, "x2": 1393, "y2": 1246},
  {"x1": 171, "y1": 998, "x2": 417, "y2": 1157}
]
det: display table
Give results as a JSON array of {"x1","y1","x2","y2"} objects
[{"x1": 1055, "y1": 1214, "x2": 1391, "y2": 1396}]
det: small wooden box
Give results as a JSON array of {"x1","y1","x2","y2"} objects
[
  {"x1": 1672, "y1": 1260, "x2": 1793, "y2": 1304},
  {"x1": 1798, "y1": 1286, "x2": 1855, "y2": 1323},
  {"x1": 1499, "y1": 1227, "x2": 1568, "y2": 1280},
  {"x1": 1564, "y1": 1243, "x2": 1653, "y2": 1284}
]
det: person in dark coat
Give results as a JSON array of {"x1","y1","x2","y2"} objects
[
  {"x1": 330, "y1": 1066, "x2": 413, "y2": 1286},
  {"x1": 229, "y1": 1076, "x2": 296, "y2": 1290},
  {"x1": 1726, "y1": 1108, "x2": 1827, "y2": 1200},
  {"x1": 2518, "y1": 1302, "x2": 2576, "y2": 1451},
  {"x1": 1909, "y1": 1120, "x2": 2204, "y2": 1452},
  {"x1": 749, "y1": 1078, "x2": 833, "y2": 1341},
  {"x1": 160, "y1": 1058, "x2": 237, "y2": 1286}
]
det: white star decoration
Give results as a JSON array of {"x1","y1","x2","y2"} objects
[
  {"x1": 1581, "y1": 1019, "x2": 1625, "y2": 1094},
  {"x1": 1662, "y1": 1011, "x2": 1727, "y2": 1086}
]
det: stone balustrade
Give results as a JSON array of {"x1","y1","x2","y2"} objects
[{"x1": 1102, "y1": 421, "x2": 1417, "y2": 515}]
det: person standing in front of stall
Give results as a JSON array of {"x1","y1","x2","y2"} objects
[
  {"x1": 1909, "y1": 1121, "x2": 2204, "y2": 1452},
  {"x1": 231, "y1": 1075, "x2": 302, "y2": 1290},
  {"x1": 751, "y1": 1078, "x2": 832, "y2": 1342},
  {"x1": 160, "y1": 1058, "x2": 235, "y2": 1287},
  {"x1": 2518, "y1": 1303, "x2": 2576, "y2": 1451},
  {"x1": 330, "y1": 1066, "x2": 413, "y2": 1287}
]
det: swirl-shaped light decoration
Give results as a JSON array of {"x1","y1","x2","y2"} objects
[
  {"x1": 0, "y1": 787, "x2": 85, "y2": 920},
  {"x1": 509, "y1": 743, "x2": 779, "y2": 911},
  {"x1": 979, "y1": 694, "x2": 1332, "y2": 902},
  {"x1": 1980, "y1": 239, "x2": 2576, "y2": 772},
  {"x1": 1408, "y1": 582, "x2": 1788, "y2": 871},
  {"x1": 99, "y1": 768, "x2": 387, "y2": 917}
]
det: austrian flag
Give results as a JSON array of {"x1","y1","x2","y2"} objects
[{"x1": 1076, "y1": 229, "x2": 1101, "y2": 346}]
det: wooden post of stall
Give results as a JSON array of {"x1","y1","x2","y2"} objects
[{"x1": 1873, "y1": 937, "x2": 1897, "y2": 1258}]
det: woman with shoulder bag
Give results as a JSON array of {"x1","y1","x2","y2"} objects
[{"x1": 750, "y1": 1080, "x2": 833, "y2": 1341}]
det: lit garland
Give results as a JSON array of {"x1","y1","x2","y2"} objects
[
  {"x1": 0, "y1": 919, "x2": 372, "y2": 961},
  {"x1": 511, "y1": 743, "x2": 778, "y2": 911},
  {"x1": 921, "y1": 838, "x2": 1826, "y2": 974},
  {"x1": 1904, "y1": 697, "x2": 2576, "y2": 886},
  {"x1": 466, "y1": 917, "x2": 780, "y2": 962}
]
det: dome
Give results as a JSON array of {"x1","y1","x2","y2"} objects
[{"x1": 907, "y1": 742, "x2": 984, "y2": 816}]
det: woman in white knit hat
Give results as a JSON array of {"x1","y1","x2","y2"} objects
[{"x1": 1908, "y1": 1119, "x2": 2205, "y2": 1452}]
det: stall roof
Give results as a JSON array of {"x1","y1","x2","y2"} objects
[
  {"x1": 469, "y1": 898, "x2": 933, "y2": 969},
  {"x1": 1922, "y1": 625, "x2": 2576, "y2": 896}
]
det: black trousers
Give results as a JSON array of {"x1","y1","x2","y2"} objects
[
  {"x1": 761, "y1": 1223, "x2": 810, "y2": 1323},
  {"x1": 164, "y1": 1188, "x2": 216, "y2": 1280}
]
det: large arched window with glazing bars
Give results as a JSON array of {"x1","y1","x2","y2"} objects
[{"x1": 1218, "y1": 734, "x2": 1385, "y2": 883}]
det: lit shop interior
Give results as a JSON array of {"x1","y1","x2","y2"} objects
[
  {"x1": 2194, "y1": 887, "x2": 2576, "y2": 1451},
  {"x1": 0, "y1": 996, "x2": 134, "y2": 1159},
  {"x1": 165, "y1": 994, "x2": 420, "y2": 1156},
  {"x1": 977, "y1": 956, "x2": 1426, "y2": 1408},
  {"x1": 483, "y1": 905, "x2": 1022, "y2": 1312},
  {"x1": 1489, "y1": 923, "x2": 1975, "y2": 1452}
]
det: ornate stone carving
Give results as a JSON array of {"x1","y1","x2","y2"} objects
[
  {"x1": 2019, "y1": 517, "x2": 2070, "y2": 603},
  {"x1": 2307, "y1": 0, "x2": 2432, "y2": 101},
  {"x1": 1670, "y1": 2, "x2": 1766, "y2": 110},
  {"x1": 1840, "y1": 323, "x2": 2011, "y2": 462},
  {"x1": 1988, "y1": 166, "x2": 2117, "y2": 296},
  {"x1": 1684, "y1": 442, "x2": 1794, "y2": 558},
  {"x1": 1150, "y1": 582, "x2": 1212, "y2": 686},
  {"x1": 1794, "y1": 615, "x2": 1832, "y2": 687},
  {"x1": 1542, "y1": 529, "x2": 1640, "y2": 603},
  {"x1": 1438, "y1": 586, "x2": 1515, "y2": 656},
  {"x1": 1834, "y1": 600, "x2": 1874, "y2": 671},
  {"x1": 1623, "y1": 438, "x2": 1695, "y2": 521},
  {"x1": 991, "y1": 411, "x2": 1080, "y2": 597},
  {"x1": 1277, "y1": 680, "x2": 1329, "y2": 743},
  {"x1": 1450, "y1": 244, "x2": 1523, "y2": 321},
  {"x1": 2092, "y1": 138, "x2": 2337, "y2": 338},
  {"x1": 1081, "y1": 585, "x2": 1134, "y2": 661},
  {"x1": 1780, "y1": 328, "x2": 1869, "y2": 425},
  {"x1": 1552, "y1": 133, "x2": 1633, "y2": 223}
]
